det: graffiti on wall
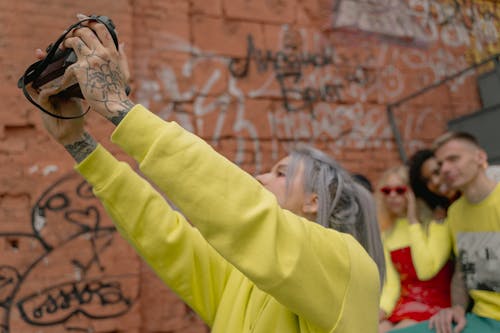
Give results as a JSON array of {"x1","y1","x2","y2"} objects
[
  {"x1": 0, "y1": 173, "x2": 138, "y2": 332},
  {"x1": 333, "y1": 0, "x2": 500, "y2": 60},
  {"x1": 229, "y1": 34, "x2": 344, "y2": 113},
  {"x1": 135, "y1": 18, "x2": 480, "y2": 173}
]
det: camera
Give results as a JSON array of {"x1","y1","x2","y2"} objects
[{"x1": 19, "y1": 15, "x2": 119, "y2": 100}]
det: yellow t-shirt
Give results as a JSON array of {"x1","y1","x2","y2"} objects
[{"x1": 447, "y1": 184, "x2": 500, "y2": 320}]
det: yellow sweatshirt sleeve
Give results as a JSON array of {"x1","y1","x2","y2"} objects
[
  {"x1": 75, "y1": 145, "x2": 232, "y2": 326},
  {"x1": 408, "y1": 221, "x2": 452, "y2": 280},
  {"x1": 379, "y1": 245, "x2": 400, "y2": 316},
  {"x1": 109, "y1": 105, "x2": 380, "y2": 331}
]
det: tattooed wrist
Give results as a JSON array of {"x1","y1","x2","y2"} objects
[
  {"x1": 64, "y1": 133, "x2": 98, "y2": 163},
  {"x1": 108, "y1": 100, "x2": 135, "y2": 126}
]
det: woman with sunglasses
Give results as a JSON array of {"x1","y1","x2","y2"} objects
[{"x1": 377, "y1": 166, "x2": 453, "y2": 333}]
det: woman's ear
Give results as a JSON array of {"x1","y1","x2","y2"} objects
[{"x1": 302, "y1": 193, "x2": 318, "y2": 215}]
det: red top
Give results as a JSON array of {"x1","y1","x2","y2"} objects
[{"x1": 388, "y1": 247, "x2": 453, "y2": 323}]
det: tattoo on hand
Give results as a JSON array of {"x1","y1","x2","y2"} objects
[
  {"x1": 64, "y1": 133, "x2": 98, "y2": 163},
  {"x1": 81, "y1": 52, "x2": 134, "y2": 124}
]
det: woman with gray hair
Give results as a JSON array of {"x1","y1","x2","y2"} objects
[
  {"x1": 258, "y1": 144, "x2": 385, "y2": 284},
  {"x1": 30, "y1": 19, "x2": 384, "y2": 333}
]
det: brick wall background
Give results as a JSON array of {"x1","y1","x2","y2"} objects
[{"x1": 1, "y1": 0, "x2": 500, "y2": 332}]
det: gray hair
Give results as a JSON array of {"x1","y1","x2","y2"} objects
[{"x1": 287, "y1": 144, "x2": 385, "y2": 284}]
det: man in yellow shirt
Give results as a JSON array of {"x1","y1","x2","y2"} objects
[{"x1": 392, "y1": 132, "x2": 500, "y2": 333}]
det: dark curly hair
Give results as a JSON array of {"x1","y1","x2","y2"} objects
[{"x1": 408, "y1": 149, "x2": 450, "y2": 211}]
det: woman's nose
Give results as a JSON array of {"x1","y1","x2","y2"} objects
[
  {"x1": 256, "y1": 173, "x2": 267, "y2": 185},
  {"x1": 431, "y1": 174, "x2": 441, "y2": 186},
  {"x1": 257, "y1": 172, "x2": 274, "y2": 185}
]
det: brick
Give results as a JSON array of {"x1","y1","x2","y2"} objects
[
  {"x1": 192, "y1": 56, "x2": 229, "y2": 97},
  {"x1": 137, "y1": 54, "x2": 195, "y2": 105},
  {"x1": 296, "y1": 0, "x2": 333, "y2": 28},
  {"x1": 0, "y1": 194, "x2": 30, "y2": 222},
  {"x1": 223, "y1": 0, "x2": 297, "y2": 24},
  {"x1": 192, "y1": 15, "x2": 265, "y2": 58},
  {"x1": 133, "y1": 0, "x2": 190, "y2": 58},
  {"x1": 191, "y1": 0, "x2": 223, "y2": 16},
  {"x1": 0, "y1": 236, "x2": 46, "y2": 270}
]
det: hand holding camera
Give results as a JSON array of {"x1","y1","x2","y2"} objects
[
  {"x1": 19, "y1": 14, "x2": 132, "y2": 120},
  {"x1": 61, "y1": 19, "x2": 133, "y2": 120}
]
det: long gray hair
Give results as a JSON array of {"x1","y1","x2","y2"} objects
[{"x1": 287, "y1": 145, "x2": 385, "y2": 284}]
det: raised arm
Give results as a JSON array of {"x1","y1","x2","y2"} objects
[
  {"x1": 407, "y1": 191, "x2": 452, "y2": 280},
  {"x1": 76, "y1": 145, "x2": 233, "y2": 325},
  {"x1": 30, "y1": 60, "x2": 232, "y2": 327},
  {"x1": 407, "y1": 221, "x2": 452, "y2": 280}
]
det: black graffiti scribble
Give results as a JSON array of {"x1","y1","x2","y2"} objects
[
  {"x1": 228, "y1": 35, "x2": 378, "y2": 113},
  {"x1": 31, "y1": 175, "x2": 113, "y2": 251},
  {"x1": 228, "y1": 35, "x2": 338, "y2": 113},
  {"x1": 17, "y1": 279, "x2": 132, "y2": 326},
  {"x1": 0, "y1": 172, "x2": 137, "y2": 332},
  {"x1": 71, "y1": 235, "x2": 114, "y2": 276},
  {"x1": 278, "y1": 76, "x2": 345, "y2": 113},
  {"x1": 228, "y1": 35, "x2": 335, "y2": 79},
  {"x1": 0, "y1": 267, "x2": 20, "y2": 305},
  {"x1": 76, "y1": 181, "x2": 94, "y2": 200},
  {"x1": 64, "y1": 207, "x2": 100, "y2": 232}
]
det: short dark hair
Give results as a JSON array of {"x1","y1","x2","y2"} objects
[
  {"x1": 407, "y1": 149, "x2": 450, "y2": 210},
  {"x1": 432, "y1": 131, "x2": 481, "y2": 152},
  {"x1": 352, "y1": 173, "x2": 373, "y2": 192}
]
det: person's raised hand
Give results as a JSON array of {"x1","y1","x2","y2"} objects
[
  {"x1": 61, "y1": 20, "x2": 134, "y2": 124},
  {"x1": 406, "y1": 188, "x2": 418, "y2": 224},
  {"x1": 30, "y1": 49, "x2": 86, "y2": 146}
]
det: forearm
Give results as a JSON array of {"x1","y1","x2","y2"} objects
[
  {"x1": 62, "y1": 98, "x2": 134, "y2": 162},
  {"x1": 451, "y1": 260, "x2": 470, "y2": 310}
]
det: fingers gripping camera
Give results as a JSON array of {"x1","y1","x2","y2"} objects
[{"x1": 18, "y1": 15, "x2": 129, "y2": 119}]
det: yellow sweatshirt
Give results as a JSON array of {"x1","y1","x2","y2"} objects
[{"x1": 76, "y1": 104, "x2": 380, "y2": 332}]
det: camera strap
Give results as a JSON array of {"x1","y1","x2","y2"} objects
[{"x1": 18, "y1": 15, "x2": 119, "y2": 119}]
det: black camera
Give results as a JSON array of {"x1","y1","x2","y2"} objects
[{"x1": 18, "y1": 15, "x2": 125, "y2": 119}]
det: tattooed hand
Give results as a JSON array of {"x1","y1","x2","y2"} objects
[
  {"x1": 30, "y1": 48, "x2": 98, "y2": 163},
  {"x1": 31, "y1": 81, "x2": 96, "y2": 162},
  {"x1": 61, "y1": 21, "x2": 134, "y2": 125}
]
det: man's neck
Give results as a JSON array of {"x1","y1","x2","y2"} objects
[{"x1": 462, "y1": 173, "x2": 497, "y2": 204}]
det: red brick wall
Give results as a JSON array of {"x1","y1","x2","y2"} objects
[{"x1": 1, "y1": 0, "x2": 500, "y2": 332}]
